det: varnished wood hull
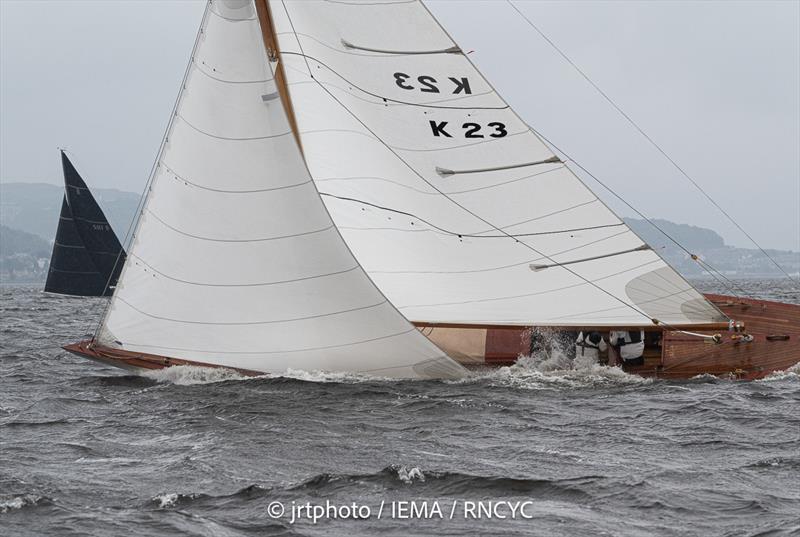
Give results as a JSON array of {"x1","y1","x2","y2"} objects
[
  {"x1": 63, "y1": 294, "x2": 799, "y2": 381},
  {"x1": 422, "y1": 294, "x2": 800, "y2": 380}
]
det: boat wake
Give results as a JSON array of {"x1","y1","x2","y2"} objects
[
  {"x1": 141, "y1": 365, "x2": 253, "y2": 386},
  {"x1": 480, "y1": 356, "x2": 652, "y2": 390},
  {"x1": 756, "y1": 361, "x2": 800, "y2": 382}
]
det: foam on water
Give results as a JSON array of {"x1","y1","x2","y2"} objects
[
  {"x1": 396, "y1": 466, "x2": 425, "y2": 484},
  {"x1": 152, "y1": 493, "x2": 179, "y2": 508},
  {"x1": 756, "y1": 361, "x2": 800, "y2": 382},
  {"x1": 281, "y1": 368, "x2": 393, "y2": 384},
  {"x1": 490, "y1": 357, "x2": 651, "y2": 389},
  {"x1": 0, "y1": 494, "x2": 46, "y2": 513},
  {"x1": 142, "y1": 365, "x2": 252, "y2": 385}
]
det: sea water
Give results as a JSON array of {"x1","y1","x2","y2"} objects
[{"x1": 1, "y1": 280, "x2": 798, "y2": 536}]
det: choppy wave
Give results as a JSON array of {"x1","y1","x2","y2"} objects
[{"x1": 0, "y1": 494, "x2": 50, "y2": 513}]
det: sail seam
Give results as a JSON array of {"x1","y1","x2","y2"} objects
[
  {"x1": 177, "y1": 113, "x2": 293, "y2": 141},
  {"x1": 191, "y1": 58, "x2": 271, "y2": 85},
  {"x1": 548, "y1": 288, "x2": 700, "y2": 320},
  {"x1": 145, "y1": 208, "x2": 334, "y2": 243},
  {"x1": 110, "y1": 327, "x2": 419, "y2": 355},
  {"x1": 160, "y1": 162, "x2": 312, "y2": 194},
  {"x1": 49, "y1": 268, "x2": 101, "y2": 275},
  {"x1": 113, "y1": 295, "x2": 388, "y2": 326},
  {"x1": 364, "y1": 229, "x2": 634, "y2": 275},
  {"x1": 321, "y1": 193, "x2": 627, "y2": 239},
  {"x1": 208, "y1": 6, "x2": 257, "y2": 22},
  {"x1": 128, "y1": 253, "x2": 361, "y2": 288},
  {"x1": 370, "y1": 229, "x2": 630, "y2": 275},
  {"x1": 395, "y1": 259, "x2": 662, "y2": 310}
]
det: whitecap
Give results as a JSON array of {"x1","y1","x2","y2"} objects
[
  {"x1": 152, "y1": 492, "x2": 178, "y2": 508},
  {"x1": 396, "y1": 466, "x2": 425, "y2": 484},
  {"x1": 0, "y1": 494, "x2": 44, "y2": 513},
  {"x1": 141, "y1": 365, "x2": 253, "y2": 385}
]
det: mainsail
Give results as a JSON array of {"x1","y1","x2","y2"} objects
[
  {"x1": 94, "y1": 0, "x2": 466, "y2": 379},
  {"x1": 45, "y1": 151, "x2": 125, "y2": 297},
  {"x1": 269, "y1": 0, "x2": 727, "y2": 327}
]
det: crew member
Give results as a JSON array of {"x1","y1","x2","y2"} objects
[
  {"x1": 575, "y1": 331, "x2": 607, "y2": 363},
  {"x1": 609, "y1": 330, "x2": 645, "y2": 366}
]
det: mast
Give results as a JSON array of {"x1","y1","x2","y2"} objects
[{"x1": 253, "y1": 0, "x2": 302, "y2": 152}]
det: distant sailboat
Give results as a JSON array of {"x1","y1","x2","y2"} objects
[
  {"x1": 64, "y1": 0, "x2": 799, "y2": 379},
  {"x1": 45, "y1": 151, "x2": 125, "y2": 297}
]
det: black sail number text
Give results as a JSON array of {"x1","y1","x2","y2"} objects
[
  {"x1": 429, "y1": 121, "x2": 507, "y2": 139},
  {"x1": 394, "y1": 73, "x2": 472, "y2": 95}
]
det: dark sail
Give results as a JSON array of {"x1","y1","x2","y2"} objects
[{"x1": 44, "y1": 152, "x2": 126, "y2": 296}]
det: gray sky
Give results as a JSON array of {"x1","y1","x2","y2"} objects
[{"x1": 1, "y1": 0, "x2": 798, "y2": 250}]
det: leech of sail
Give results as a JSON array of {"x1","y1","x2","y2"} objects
[
  {"x1": 436, "y1": 156, "x2": 563, "y2": 177},
  {"x1": 529, "y1": 244, "x2": 652, "y2": 271},
  {"x1": 341, "y1": 39, "x2": 461, "y2": 55}
]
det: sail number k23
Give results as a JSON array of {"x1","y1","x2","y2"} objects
[
  {"x1": 394, "y1": 73, "x2": 471, "y2": 94},
  {"x1": 429, "y1": 121, "x2": 507, "y2": 139}
]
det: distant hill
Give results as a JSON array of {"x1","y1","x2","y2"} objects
[
  {"x1": 0, "y1": 225, "x2": 51, "y2": 282},
  {"x1": 0, "y1": 182, "x2": 138, "y2": 244},
  {"x1": 624, "y1": 217, "x2": 799, "y2": 278}
]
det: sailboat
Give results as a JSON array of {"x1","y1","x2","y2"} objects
[
  {"x1": 64, "y1": 0, "x2": 799, "y2": 380},
  {"x1": 45, "y1": 151, "x2": 126, "y2": 297}
]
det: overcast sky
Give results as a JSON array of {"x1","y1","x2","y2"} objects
[{"x1": 1, "y1": 0, "x2": 798, "y2": 251}]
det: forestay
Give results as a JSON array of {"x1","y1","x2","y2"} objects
[
  {"x1": 96, "y1": 0, "x2": 466, "y2": 379},
  {"x1": 270, "y1": 0, "x2": 727, "y2": 327}
]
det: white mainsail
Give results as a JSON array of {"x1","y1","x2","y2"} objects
[
  {"x1": 270, "y1": 0, "x2": 727, "y2": 327},
  {"x1": 95, "y1": 0, "x2": 467, "y2": 379}
]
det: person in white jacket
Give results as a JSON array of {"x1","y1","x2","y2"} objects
[
  {"x1": 609, "y1": 330, "x2": 646, "y2": 366},
  {"x1": 575, "y1": 331, "x2": 607, "y2": 364}
]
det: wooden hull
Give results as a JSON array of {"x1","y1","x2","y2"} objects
[
  {"x1": 64, "y1": 294, "x2": 799, "y2": 381},
  {"x1": 422, "y1": 294, "x2": 800, "y2": 380}
]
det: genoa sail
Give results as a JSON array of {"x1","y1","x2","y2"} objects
[
  {"x1": 45, "y1": 151, "x2": 126, "y2": 297},
  {"x1": 93, "y1": 0, "x2": 466, "y2": 379},
  {"x1": 268, "y1": 0, "x2": 727, "y2": 328}
]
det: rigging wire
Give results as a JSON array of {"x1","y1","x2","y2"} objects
[{"x1": 507, "y1": 0, "x2": 798, "y2": 287}]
